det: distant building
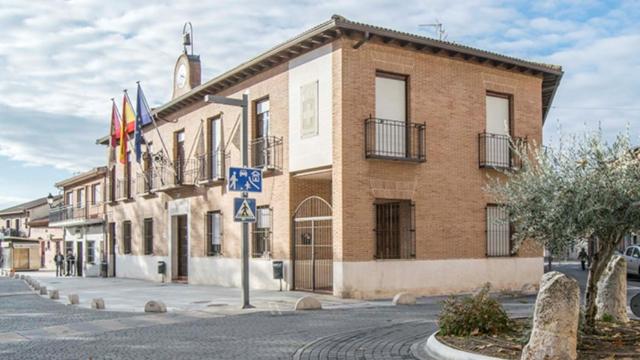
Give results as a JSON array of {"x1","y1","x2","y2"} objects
[
  {"x1": 0, "y1": 196, "x2": 61, "y2": 271},
  {"x1": 49, "y1": 167, "x2": 107, "y2": 277},
  {"x1": 100, "y1": 15, "x2": 562, "y2": 298}
]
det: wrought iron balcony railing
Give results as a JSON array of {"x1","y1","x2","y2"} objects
[
  {"x1": 364, "y1": 117, "x2": 426, "y2": 162},
  {"x1": 115, "y1": 178, "x2": 133, "y2": 200},
  {"x1": 141, "y1": 159, "x2": 198, "y2": 192},
  {"x1": 136, "y1": 171, "x2": 154, "y2": 195},
  {"x1": 196, "y1": 149, "x2": 225, "y2": 183},
  {"x1": 49, "y1": 204, "x2": 104, "y2": 224},
  {"x1": 1, "y1": 228, "x2": 27, "y2": 238},
  {"x1": 251, "y1": 136, "x2": 283, "y2": 171},
  {"x1": 478, "y1": 132, "x2": 524, "y2": 169}
]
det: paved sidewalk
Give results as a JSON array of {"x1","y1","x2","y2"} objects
[{"x1": 20, "y1": 271, "x2": 378, "y2": 314}]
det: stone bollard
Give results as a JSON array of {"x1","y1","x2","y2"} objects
[
  {"x1": 294, "y1": 296, "x2": 322, "y2": 311},
  {"x1": 522, "y1": 271, "x2": 580, "y2": 360},
  {"x1": 91, "y1": 298, "x2": 105, "y2": 310},
  {"x1": 49, "y1": 289, "x2": 59, "y2": 300},
  {"x1": 596, "y1": 255, "x2": 629, "y2": 323},
  {"x1": 68, "y1": 294, "x2": 79, "y2": 305},
  {"x1": 33, "y1": 282, "x2": 41, "y2": 291},
  {"x1": 144, "y1": 300, "x2": 167, "y2": 313},
  {"x1": 392, "y1": 292, "x2": 417, "y2": 305},
  {"x1": 39, "y1": 286, "x2": 48, "y2": 295}
]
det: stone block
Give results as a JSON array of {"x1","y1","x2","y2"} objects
[
  {"x1": 68, "y1": 294, "x2": 79, "y2": 305},
  {"x1": 39, "y1": 286, "x2": 47, "y2": 295},
  {"x1": 294, "y1": 296, "x2": 322, "y2": 310},
  {"x1": 48, "y1": 289, "x2": 59, "y2": 300},
  {"x1": 91, "y1": 298, "x2": 105, "y2": 310},
  {"x1": 392, "y1": 292, "x2": 416, "y2": 305},
  {"x1": 596, "y1": 255, "x2": 629, "y2": 323},
  {"x1": 144, "y1": 300, "x2": 167, "y2": 313}
]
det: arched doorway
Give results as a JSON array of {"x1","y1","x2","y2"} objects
[{"x1": 292, "y1": 196, "x2": 332, "y2": 293}]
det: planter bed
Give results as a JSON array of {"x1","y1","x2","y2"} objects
[{"x1": 437, "y1": 318, "x2": 640, "y2": 359}]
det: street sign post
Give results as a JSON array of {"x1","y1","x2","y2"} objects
[
  {"x1": 228, "y1": 167, "x2": 262, "y2": 193},
  {"x1": 233, "y1": 197, "x2": 257, "y2": 223}
]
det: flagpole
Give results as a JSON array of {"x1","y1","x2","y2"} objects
[{"x1": 123, "y1": 89, "x2": 151, "y2": 194}]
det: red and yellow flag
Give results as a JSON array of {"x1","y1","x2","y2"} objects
[{"x1": 119, "y1": 92, "x2": 136, "y2": 164}]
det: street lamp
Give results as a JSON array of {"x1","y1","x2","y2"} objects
[
  {"x1": 203, "y1": 93, "x2": 252, "y2": 309},
  {"x1": 46, "y1": 193, "x2": 54, "y2": 208}
]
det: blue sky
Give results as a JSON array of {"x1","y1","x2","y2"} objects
[{"x1": 0, "y1": 0, "x2": 639, "y2": 209}]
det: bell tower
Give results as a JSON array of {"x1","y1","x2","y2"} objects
[{"x1": 172, "y1": 22, "x2": 201, "y2": 99}]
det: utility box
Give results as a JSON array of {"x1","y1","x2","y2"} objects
[
  {"x1": 272, "y1": 261, "x2": 283, "y2": 280},
  {"x1": 158, "y1": 261, "x2": 166, "y2": 275}
]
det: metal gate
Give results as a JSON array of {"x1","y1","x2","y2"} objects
[{"x1": 293, "y1": 196, "x2": 332, "y2": 293}]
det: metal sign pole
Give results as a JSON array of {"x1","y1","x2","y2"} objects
[{"x1": 241, "y1": 94, "x2": 252, "y2": 309}]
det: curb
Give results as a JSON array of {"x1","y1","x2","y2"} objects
[{"x1": 420, "y1": 331, "x2": 505, "y2": 360}]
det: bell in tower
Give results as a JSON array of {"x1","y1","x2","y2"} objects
[{"x1": 172, "y1": 21, "x2": 201, "y2": 99}]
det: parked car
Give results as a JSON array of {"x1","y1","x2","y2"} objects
[{"x1": 623, "y1": 245, "x2": 640, "y2": 276}]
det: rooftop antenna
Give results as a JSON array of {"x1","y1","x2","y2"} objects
[
  {"x1": 419, "y1": 21, "x2": 447, "y2": 41},
  {"x1": 182, "y1": 22, "x2": 193, "y2": 55}
]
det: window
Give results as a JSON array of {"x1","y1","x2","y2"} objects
[
  {"x1": 175, "y1": 131, "x2": 186, "y2": 184},
  {"x1": 206, "y1": 211, "x2": 223, "y2": 256},
  {"x1": 208, "y1": 117, "x2": 222, "y2": 180},
  {"x1": 252, "y1": 206, "x2": 272, "y2": 257},
  {"x1": 65, "y1": 241, "x2": 73, "y2": 255},
  {"x1": 486, "y1": 204, "x2": 511, "y2": 257},
  {"x1": 374, "y1": 72, "x2": 407, "y2": 157},
  {"x1": 123, "y1": 221, "x2": 132, "y2": 254},
  {"x1": 627, "y1": 248, "x2": 634, "y2": 256},
  {"x1": 65, "y1": 192, "x2": 73, "y2": 207},
  {"x1": 255, "y1": 98, "x2": 270, "y2": 139},
  {"x1": 634, "y1": 248, "x2": 640, "y2": 259},
  {"x1": 14, "y1": 218, "x2": 19, "y2": 230},
  {"x1": 482, "y1": 93, "x2": 513, "y2": 168},
  {"x1": 143, "y1": 218, "x2": 153, "y2": 255},
  {"x1": 374, "y1": 200, "x2": 415, "y2": 259},
  {"x1": 108, "y1": 222, "x2": 116, "y2": 255},
  {"x1": 77, "y1": 189, "x2": 84, "y2": 208},
  {"x1": 87, "y1": 241, "x2": 95, "y2": 264},
  {"x1": 5, "y1": 220, "x2": 9, "y2": 229},
  {"x1": 92, "y1": 184, "x2": 101, "y2": 205},
  {"x1": 109, "y1": 167, "x2": 116, "y2": 202}
]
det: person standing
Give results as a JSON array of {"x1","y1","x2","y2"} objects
[
  {"x1": 54, "y1": 252, "x2": 64, "y2": 277},
  {"x1": 578, "y1": 248, "x2": 588, "y2": 271},
  {"x1": 65, "y1": 251, "x2": 74, "y2": 276}
]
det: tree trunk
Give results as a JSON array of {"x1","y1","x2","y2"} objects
[{"x1": 584, "y1": 240, "x2": 616, "y2": 333}]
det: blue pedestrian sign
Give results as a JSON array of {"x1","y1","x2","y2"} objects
[
  {"x1": 228, "y1": 167, "x2": 262, "y2": 193},
  {"x1": 234, "y1": 197, "x2": 257, "y2": 223}
]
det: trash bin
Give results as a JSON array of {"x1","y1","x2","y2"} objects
[
  {"x1": 101, "y1": 261, "x2": 108, "y2": 277},
  {"x1": 272, "y1": 261, "x2": 283, "y2": 280},
  {"x1": 158, "y1": 261, "x2": 166, "y2": 275}
]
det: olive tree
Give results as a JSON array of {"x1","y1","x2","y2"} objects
[{"x1": 487, "y1": 133, "x2": 640, "y2": 332}]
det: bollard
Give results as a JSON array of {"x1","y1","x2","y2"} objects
[
  {"x1": 144, "y1": 300, "x2": 167, "y2": 313},
  {"x1": 39, "y1": 286, "x2": 48, "y2": 296},
  {"x1": 91, "y1": 298, "x2": 105, "y2": 310},
  {"x1": 68, "y1": 294, "x2": 79, "y2": 305},
  {"x1": 294, "y1": 296, "x2": 322, "y2": 311},
  {"x1": 48, "y1": 289, "x2": 59, "y2": 300}
]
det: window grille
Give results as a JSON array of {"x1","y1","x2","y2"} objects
[
  {"x1": 374, "y1": 200, "x2": 415, "y2": 259},
  {"x1": 486, "y1": 205, "x2": 511, "y2": 256}
]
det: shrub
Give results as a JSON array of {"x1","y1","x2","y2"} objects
[{"x1": 438, "y1": 283, "x2": 512, "y2": 336}]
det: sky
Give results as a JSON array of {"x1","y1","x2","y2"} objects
[{"x1": 0, "y1": 0, "x2": 639, "y2": 209}]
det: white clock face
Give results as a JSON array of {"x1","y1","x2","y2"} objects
[{"x1": 176, "y1": 63, "x2": 187, "y2": 89}]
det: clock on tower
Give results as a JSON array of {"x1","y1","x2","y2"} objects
[{"x1": 172, "y1": 22, "x2": 201, "y2": 99}]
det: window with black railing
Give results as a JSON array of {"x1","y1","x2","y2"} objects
[
  {"x1": 197, "y1": 149, "x2": 225, "y2": 183},
  {"x1": 252, "y1": 206, "x2": 272, "y2": 258},
  {"x1": 478, "y1": 133, "x2": 524, "y2": 169},
  {"x1": 374, "y1": 200, "x2": 416, "y2": 259},
  {"x1": 123, "y1": 221, "x2": 132, "y2": 254},
  {"x1": 486, "y1": 204, "x2": 512, "y2": 257},
  {"x1": 251, "y1": 136, "x2": 283, "y2": 171},
  {"x1": 364, "y1": 117, "x2": 426, "y2": 162}
]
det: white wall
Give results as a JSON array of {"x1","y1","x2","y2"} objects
[
  {"x1": 190, "y1": 257, "x2": 290, "y2": 290},
  {"x1": 333, "y1": 257, "x2": 543, "y2": 299},
  {"x1": 288, "y1": 44, "x2": 333, "y2": 172},
  {"x1": 116, "y1": 254, "x2": 169, "y2": 282}
]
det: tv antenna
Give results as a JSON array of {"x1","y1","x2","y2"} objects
[{"x1": 419, "y1": 21, "x2": 447, "y2": 41}]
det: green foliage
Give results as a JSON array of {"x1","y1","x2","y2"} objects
[
  {"x1": 438, "y1": 283, "x2": 512, "y2": 336},
  {"x1": 601, "y1": 313, "x2": 614, "y2": 323},
  {"x1": 487, "y1": 133, "x2": 640, "y2": 256}
]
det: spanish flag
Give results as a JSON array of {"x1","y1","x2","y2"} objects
[{"x1": 119, "y1": 91, "x2": 136, "y2": 164}]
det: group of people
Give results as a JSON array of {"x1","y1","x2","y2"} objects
[{"x1": 53, "y1": 251, "x2": 77, "y2": 277}]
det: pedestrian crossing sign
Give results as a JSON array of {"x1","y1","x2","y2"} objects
[{"x1": 234, "y1": 197, "x2": 257, "y2": 223}]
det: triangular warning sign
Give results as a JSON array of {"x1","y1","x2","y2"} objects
[{"x1": 235, "y1": 199, "x2": 255, "y2": 220}]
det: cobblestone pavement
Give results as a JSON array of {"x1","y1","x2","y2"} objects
[{"x1": 0, "y1": 276, "x2": 538, "y2": 359}]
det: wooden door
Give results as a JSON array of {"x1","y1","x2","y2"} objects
[
  {"x1": 14, "y1": 248, "x2": 29, "y2": 270},
  {"x1": 177, "y1": 215, "x2": 188, "y2": 277}
]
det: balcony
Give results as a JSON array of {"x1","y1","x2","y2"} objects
[
  {"x1": 1, "y1": 228, "x2": 27, "y2": 238},
  {"x1": 144, "y1": 159, "x2": 198, "y2": 192},
  {"x1": 364, "y1": 118, "x2": 426, "y2": 162},
  {"x1": 115, "y1": 178, "x2": 134, "y2": 200},
  {"x1": 196, "y1": 149, "x2": 225, "y2": 184},
  {"x1": 251, "y1": 136, "x2": 283, "y2": 171},
  {"x1": 478, "y1": 132, "x2": 524, "y2": 170},
  {"x1": 49, "y1": 204, "x2": 104, "y2": 226},
  {"x1": 136, "y1": 171, "x2": 154, "y2": 196}
]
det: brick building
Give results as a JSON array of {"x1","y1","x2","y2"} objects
[
  {"x1": 102, "y1": 15, "x2": 562, "y2": 298},
  {"x1": 49, "y1": 167, "x2": 107, "y2": 277}
]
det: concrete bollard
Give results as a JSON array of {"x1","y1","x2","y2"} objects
[
  {"x1": 144, "y1": 300, "x2": 167, "y2": 313},
  {"x1": 48, "y1": 289, "x2": 59, "y2": 300},
  {"x1": 39, "y1": 286, "x2": 48, "y2": 295},
  {"x1": 32, "y1": 282, "x2": 41, "y2": 291},
  {"x1": 68, "y1": 294, "x2": 79, "y2": 305},
  {"x1": 294, "y1": 296, "x2": 322, "y2": 311},
  {"x1": 91, "y1": 298, "x2": 105, "y2": 310},
  {"x1": 392, "y1": 292, "x2": 417, "y2": 305}
]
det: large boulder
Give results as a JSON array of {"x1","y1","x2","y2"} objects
[
  {"x1": 596, "y1": 255, "x2": 629, "y2": 323},
  {"x1": 521, "y1": 271, "x2": 580, "y2": 360}
]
